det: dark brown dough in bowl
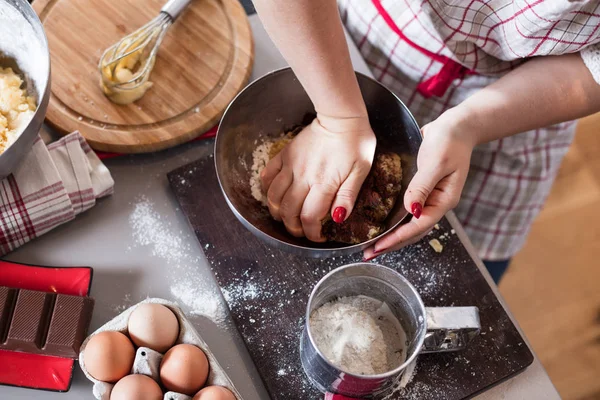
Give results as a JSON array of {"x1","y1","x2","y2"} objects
[{"x1": 267, "y1": 131, "x2": 403, "y2": 245}]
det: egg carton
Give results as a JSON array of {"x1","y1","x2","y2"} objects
[{"x1": 79, "y1": 298, "x2": 243, "y2": 400}]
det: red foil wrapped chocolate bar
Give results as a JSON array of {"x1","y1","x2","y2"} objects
[{"x1": 0, "y1": 261, "x2": 94, "y2": 392}]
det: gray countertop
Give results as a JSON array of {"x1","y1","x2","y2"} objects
[{"x1": 1, "y1": 15, "x2": 561, "y2": 400}]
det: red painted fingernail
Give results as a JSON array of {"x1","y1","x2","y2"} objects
[
  {"x1": 362, "y1": 255, "x2": 375, "y2": 262},
  {"x1": 411, "y1": 202, "x2": 422, "y2": 219},
  {"x1": 332, "y1": 207, "x2": 347, "y2": 224},
  {"x1": 374, "y1": 248, "x2": 387, "y2": 255}
]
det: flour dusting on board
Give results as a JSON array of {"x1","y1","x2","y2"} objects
[
  {"x1": 201, "y1": 220, "x2": 486, "y2": 399},
  {"x1": 170, "y1": 151, "x2": 534, "y2": 399},
  {"x1": 129, "y1": 196, "x2": 227, "y2": 326}
]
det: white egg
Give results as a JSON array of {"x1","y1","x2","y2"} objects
[{"x1": 128, "y1": 303, "x2": 179, "y2": 353}]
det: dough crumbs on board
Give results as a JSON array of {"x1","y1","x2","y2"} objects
[{"x1": 429, "y1": 238, "x2": 444, "y2": 253}]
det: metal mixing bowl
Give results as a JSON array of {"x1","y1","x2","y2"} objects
[
  {"x1": 0, "y1": 0, "x2": 50, "y2": 178},
  {"x1": 215, "y1": 68, "x2": 421, "y2": 257}
]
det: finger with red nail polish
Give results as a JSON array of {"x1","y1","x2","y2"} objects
[
  {"x1": 332, "y1": 207, "x2": 347, "y2": 224},
  {"x1": 374, "y1": 247, "x2": 387, "y2": 255},
  {"x1": 331, "y1": 161, "x2": 373, "y2": 226},
  {"x1": 362, "y1": 247, "x2": 375, "y2": 262},
  {"x1": 411, "y1": 202, "x2": 422, "y2": 219}
]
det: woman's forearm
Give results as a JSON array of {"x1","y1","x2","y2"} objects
[
  {"x1": 445, "y1": 53, "x2": 600, "y2": 145},
  {"x1": 253, "y1": 0, "x2": 367, "y2": 120}
]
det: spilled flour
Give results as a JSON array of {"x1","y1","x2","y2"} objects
[
  {"x1": 309, "y1": 295, "x2": 407, "y2": 375},
  {"x1": 128, "y1": 196, "x2": 227, "y2": 326}
]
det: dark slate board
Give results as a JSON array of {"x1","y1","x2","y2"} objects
[{"x1": 168, "y1": 154, "x2": 534, "y2": 400}]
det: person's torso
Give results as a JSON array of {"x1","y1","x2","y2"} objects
[{"x1": 338, "y1": 0, "x2": 599, "y2": 259}]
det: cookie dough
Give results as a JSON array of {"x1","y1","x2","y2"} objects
[{"x1": 0, "y1": 67, "x2": 36, "y2": 153}]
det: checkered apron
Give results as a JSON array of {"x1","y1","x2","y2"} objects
[{"x1": 338, "y1": 0, "x2": 600, "y2": 260}]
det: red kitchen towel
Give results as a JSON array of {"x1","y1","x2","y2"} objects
[{"x1": 0, "y1": 131, "x2": 114, "y2": 255}]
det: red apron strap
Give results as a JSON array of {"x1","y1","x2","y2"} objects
[
  {"x1": 416, "y1": 61, "x2": 468, "y2": 98},
  {"x1": 371, "y1": 0, "x2": 474, "y2": 98}
]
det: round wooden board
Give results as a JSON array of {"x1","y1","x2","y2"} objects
[{"x1": 33, "y1": 0, "x2": 254, "y2": 153}]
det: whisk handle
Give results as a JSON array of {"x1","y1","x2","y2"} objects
[{"x1": 161, "y1": 0, "x2": 192, "y2": 20}]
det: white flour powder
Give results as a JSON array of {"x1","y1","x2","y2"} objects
[
  {"x1": 309, "y1": 296, "x2": 407, "y2": 376},
  {"x1": 128, "y1": 197, "x2": 227, "y2": 326}
]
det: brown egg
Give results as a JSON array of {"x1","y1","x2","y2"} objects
[
  {"x1": 160, "y1": 344, "x2": 209, "y2": 395},
  {"x1": 128, "y1": 303, "x2": 179, "y2": 353},
  {"x1": 110, "y1": 374, "x2": 163, "y2": 400},
  {"x1": 84, "y1": 331, "x2": 135, "y2": 382},
  {"x1": 193, "y1": 386, "x2": 236, "y2": 400}
]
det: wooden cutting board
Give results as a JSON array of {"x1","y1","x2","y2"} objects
[
  {"x1": 33, "y1": 0, "x2": 253, "y2": 153},
  {"x1": 168, "y1": 154, "x2": 535, "y2": 400}
]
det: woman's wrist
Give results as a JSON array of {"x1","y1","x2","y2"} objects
[
  {"x1": 316, "y1": 112, "x2": 372, "y2": 135},
  {"x1": 435, "y1": 105, "x2": 480, "y2": 147}
]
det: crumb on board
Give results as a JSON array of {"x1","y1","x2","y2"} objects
[
  {"x1": 434, "y1": 224, "x2": 440, "y2": 230},
  {"x1": 429, "y1": 238, "x2": 443, "y2": 253}
]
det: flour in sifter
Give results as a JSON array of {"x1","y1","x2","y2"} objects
[{"x1": 309, "y1": 295, "x2": 407, "y2": 376}]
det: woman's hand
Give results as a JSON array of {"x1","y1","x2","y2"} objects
[
  {"x1": 261, "y1": 115, "x2": 376, "y2": 242},
  {"x1": 363, "y1": 110, "x2": 475, "y2": 260}
]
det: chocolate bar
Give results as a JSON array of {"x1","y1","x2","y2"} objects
[{"x1": 0, "y1": 287, "x2": 94, "y2": 358}]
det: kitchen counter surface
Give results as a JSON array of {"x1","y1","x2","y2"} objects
[{"x1": 1, "y1": 13, "x2": 560, "y2": 400}]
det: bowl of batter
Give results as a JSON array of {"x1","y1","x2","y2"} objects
[
  {"x1": 215, "y1": 67, "x2": 422, "y2": 257},
  {"x1": 0, "y1": 0, "x2": 50, "y2": 177}
]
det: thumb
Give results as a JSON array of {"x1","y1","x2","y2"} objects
[
  {"x1": 330, "y1": 164, "x2": 370, "y2": 223},
  {"x1": 404, "y1": 167, "x2": 444, "y2": 219}
]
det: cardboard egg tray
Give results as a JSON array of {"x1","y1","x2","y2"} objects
[{"x1": 78, "y1": 298, "x2": 243, "y2": 400}]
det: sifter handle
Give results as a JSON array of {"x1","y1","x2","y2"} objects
[{"x1": 420, "y1": 306, "x2": 481, "y2": 353}]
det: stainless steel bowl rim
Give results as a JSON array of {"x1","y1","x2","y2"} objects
[
  {"x1": 1, "y1": 0, "x2": 50, "y2": 118},
  {"x1": 214, "y1": 67, "x2": 422, "y2": 254},
  {"x1": 304, "y1": 262, "x2": 427, "y2": 379}
]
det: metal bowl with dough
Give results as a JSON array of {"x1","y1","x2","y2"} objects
[
  {"x1": 215, "y1": 67, "x2": 422, "y2": 258},
  {"x1": 0, "y1": 0, "x2": 51, "y2": 177}
]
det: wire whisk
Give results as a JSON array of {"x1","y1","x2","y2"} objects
[{"x1": 99, "y1": 0, "x2": 191, "y2": 104}]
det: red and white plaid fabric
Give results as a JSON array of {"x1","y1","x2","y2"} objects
[
  {"x1": 339, "y1": 0, "x2": 600, "y2": 260},
  {"x1": 0, "y1": 131, "x2": 114, "y2": 255}
]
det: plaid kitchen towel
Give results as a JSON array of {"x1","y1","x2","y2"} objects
[{"x1": 0, "y1": 131, "x2": 114, "y2": 255}]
